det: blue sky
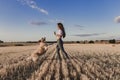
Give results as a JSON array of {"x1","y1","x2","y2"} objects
[{"x1": 0, "y1": 0, "x2": 120, "y2": 41}]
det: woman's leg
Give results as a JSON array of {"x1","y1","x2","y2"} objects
[
  {"x1": 58, "y1": 39, "x2": 69, "y2": 59},
  {"x1": 56, "y1": 42, "x2": 61, "y2": 60}
]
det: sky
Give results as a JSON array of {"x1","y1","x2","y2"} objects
[{"x1": 0, "y1": 0, "x2": 120, "y2": 42}]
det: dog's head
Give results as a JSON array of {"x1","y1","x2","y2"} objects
[{"x1": 39, "y1": 37, "x2": 46, "y2": 42}]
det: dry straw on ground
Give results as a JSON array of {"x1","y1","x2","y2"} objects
[{"x1": 0, "y1": 44, "x2": 120, "y2": 80}]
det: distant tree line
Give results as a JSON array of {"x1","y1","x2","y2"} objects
[
  {"x1": 0, "y1": 39, "x2": 118, "y2": 44},
  {"x1": 70, "y1": 39, "x2": 117, "y2": 44},
  {"x1": 109, "y1": 39, "x2": 116, "y2": 44},
  {"x1": 0, "y1": 40, "x2": 4, "y2": 43}
]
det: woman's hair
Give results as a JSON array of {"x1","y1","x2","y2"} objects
[{"x1": 57, "y1": 23, "x2": 66, "y2": 38}]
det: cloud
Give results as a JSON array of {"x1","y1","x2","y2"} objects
[
  {"x1": 49, "y1": 19, "x2": 64, "y2": 23},
  {"x1": 30, "y1": 21, "x2": 48, "y2": 26},
  {"x1": 17, "y1": 0, "x2": 48, "y2": 15},
  {"x1": 75, "y1": 25, "x2": 84, "y2": 27},
  {"x1": 72, "y1": 33, "x2": 105, "y2": 37},
  {"x1": 114, "y1": 16, "x2": 120, "y2": 23},
  {"x1": 74, "y1": 24, "x2": 84, "y2": 30},
  {"x1": 79, "y1": 29, "x2": 84, "y2": 30}
]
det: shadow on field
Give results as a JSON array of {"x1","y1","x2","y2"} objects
[{"x1": 0, "y1": 48, "x2": 56, "y2": 80}]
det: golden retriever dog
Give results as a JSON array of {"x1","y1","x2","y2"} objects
[{"x1": 27, "y1": 37, "x2": 48, "y2": 62}]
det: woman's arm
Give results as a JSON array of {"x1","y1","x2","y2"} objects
[{"x1": 54, "y1": 31, "x2": 62, "y2": 38}]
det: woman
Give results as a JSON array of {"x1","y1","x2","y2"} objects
[{"x1": 54, "y1": 23, "x2": 69, "y2": 60}]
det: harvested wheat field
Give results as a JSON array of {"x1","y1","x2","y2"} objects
[{"x1": 0, "y1": 44, "x2": 120, "y2": 80}]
